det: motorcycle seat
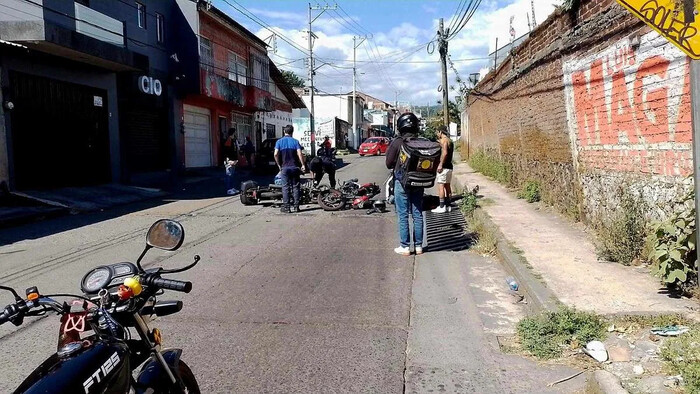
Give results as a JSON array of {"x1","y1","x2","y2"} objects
[{"x1": 269, "y1": 184, "x2": 282, "y2": 190}]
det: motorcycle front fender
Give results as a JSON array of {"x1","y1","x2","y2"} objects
[{"x1": 134, "y1": 348, "x2": 182, "y2": 393}]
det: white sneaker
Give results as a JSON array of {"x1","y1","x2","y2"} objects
[
  {"x1": 227, "y1": 188, "x2": 240, "y2": 195},
  {"x1": 431, "y1": 206, "x2": 447, "y2": 213},
  {"x1": 394, "y1": 246, "x2": 411, "y2": 256},
  {"x1": 415, "y1": 246, "x2": 424, "y2": 255},
  {"x1": 447, "y1": 206, "x2": 452, "y2": 212}
]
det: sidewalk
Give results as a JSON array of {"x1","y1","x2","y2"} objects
[{"x1": 451, "y1": 161, "x2": 698, "y2": 318}]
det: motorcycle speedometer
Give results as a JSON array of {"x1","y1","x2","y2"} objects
[{"x1": 80, "y1": 266, "x2": 112, "y2": 294}]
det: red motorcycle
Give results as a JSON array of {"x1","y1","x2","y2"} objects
[{"x1": 317, "y1": 178, "x2": 381, "y2": 211}]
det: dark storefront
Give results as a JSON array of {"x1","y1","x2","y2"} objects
[
  {"x1": 0, "y1": 0, "x2": 199, "y2": 190},
  {"x1": 9, "y1": 71, "x2": 111, "y2": 189},
  {"x1": 118, "y1": 72, "x2": 170, "y2": 178}
]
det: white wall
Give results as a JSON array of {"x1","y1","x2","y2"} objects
[
  {"x1": 256, "y1": 110, "x2": 293, "y2": 139},
  {"x1": 301, "y1": 94, "x2": 364, "y2": 148},
  {"x1": 176, "y1": 0, "x2": 199, "y2": 36}
]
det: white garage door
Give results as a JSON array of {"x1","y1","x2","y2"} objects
[{"x1": 184, "y1": 105, "x2": 212, "y2": 168}]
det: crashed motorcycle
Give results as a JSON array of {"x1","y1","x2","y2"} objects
[
  {"x1": 1, "y1": 219, "x2": 201, "y2": 393},
  {"x1": 240, "y1": 179, "x2": 330, "y2": 206},
  {"x1": 317, "y1": 178, "x2": 381, "y2": 211}
]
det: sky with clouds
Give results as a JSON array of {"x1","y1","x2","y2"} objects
[{"x1": 214, "y1": 0, "x2": 559, "y2": 105}]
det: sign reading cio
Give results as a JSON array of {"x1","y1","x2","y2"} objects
[{"x1": 138, "y1": 76, "x2": 162, "y2": 96}]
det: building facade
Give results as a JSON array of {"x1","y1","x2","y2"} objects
[
  {"x1": 0, "y1": 0, "x2": 199, "y2": 190},
  {"x1": 300, "y1": 93, "x2": 365, "y2": 149}
]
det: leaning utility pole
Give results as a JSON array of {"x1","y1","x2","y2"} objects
[
  {"x1": 307, "y1": 3, "x2": 336, "y2": 155},
  {"x1": 353, "y1": 35, "x2": 366, "y2": 149},
  {"x1": 438, "y1": 18, "x2": 449, "y2": 127}
]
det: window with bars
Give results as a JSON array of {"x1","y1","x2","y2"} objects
[
  {"x1": 200, "y1": 37, "x2": 213, "y2": 71},
  {"x1": 232, "y1": 113, "x2": 253, "y2": 142},
  {"x1": 251, "y1": 54, "x2": 269, "y2": 92},
  {"x1": 265, "y1": 124, "x2": 276, "y2": 139},
  {"x1": 227, "y1": 52, "x2": 248, "y2": 85}
]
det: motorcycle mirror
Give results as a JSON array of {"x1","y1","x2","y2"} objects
[
  {"x1": 146, "y1": 219, "x2": 185, "y2": 251},
  {"x1": 0, "y1": 285, "x2": 22, "y2": 301}
]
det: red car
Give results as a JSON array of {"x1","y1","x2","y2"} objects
[{"x1": 359, "y1": 137, "x2": 390, "y2": 156}]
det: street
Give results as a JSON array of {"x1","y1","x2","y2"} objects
[{"x1": 0, "y1": 155, "x2": 584, "y2": 393}]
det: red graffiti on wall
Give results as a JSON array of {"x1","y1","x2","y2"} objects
[{"x1": 566, "y1": 33, "x2": 691, "y2": 176}]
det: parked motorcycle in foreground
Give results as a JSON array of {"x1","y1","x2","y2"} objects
[
  {"x1": 1, "y1": 219, "x2": 201, "y2": 393},
  {"x1": 317, "y1": 178, "x2": 381, "y2": 211}
]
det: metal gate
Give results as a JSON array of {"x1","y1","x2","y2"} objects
[{"x1": 9, "y1": 72, "x2": 110, "y2": 189}]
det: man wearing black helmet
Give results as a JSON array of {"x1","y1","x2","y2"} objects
[{"x1": 386, "y1": 112, "x2": 424, "y2": 256}]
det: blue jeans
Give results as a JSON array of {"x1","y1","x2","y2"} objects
[
  {"x1": 225, "y1": 166, "x2": 236, "y2": 190},
  {"x1": 394, "y1": 180, "x2": 424, "y2": 248},
  {"x1": 280, "y1": 167, "x2": 301, "y2": 207}
]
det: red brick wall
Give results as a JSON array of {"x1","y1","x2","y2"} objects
[
  {"x1": 464, "y1": 0, "x2": 691, "y2": 220},
  {"x1": 200, "y1": 13, "x2": 250, "y2": 79}
]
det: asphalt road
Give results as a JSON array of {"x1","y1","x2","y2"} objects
[{"x1": 0, "y1": 155, "x2": 586, "y2": 393}]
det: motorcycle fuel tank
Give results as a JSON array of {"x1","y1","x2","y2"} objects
[{"x1": 15, "y1": 339, "x2": 130, "y2": 394}]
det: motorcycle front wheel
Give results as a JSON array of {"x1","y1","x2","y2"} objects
[
  {"x1": 317, "y1": 189, "x2": 346, "y2": 211},
  {"x1": 153, "y1": 360, "x2": 200, "y2": 394}
]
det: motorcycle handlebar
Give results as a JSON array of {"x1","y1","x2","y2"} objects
[{"x1": 143, "y1": 276, "x2": 192, "y2": 293}]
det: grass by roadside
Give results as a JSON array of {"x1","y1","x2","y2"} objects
[{"x1": 458, "y1": 188, "x2": 498, "y2": 255}]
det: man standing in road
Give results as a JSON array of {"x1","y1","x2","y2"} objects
[
  {"x1": 274, "y1": 125, "x2": 306, "y2": 213},
  {"x1": 223, "y1": 128, "x2": 240, "y2": 195},
  {"x1": 386, "y1": 112, "x2": 424, "y2": 256},
  {"x1": 244, "y1": 136, "x2": 255, "y2": 168},
  {"x1": 432, "y1": 125, "x2": 454, "y2": 213}
]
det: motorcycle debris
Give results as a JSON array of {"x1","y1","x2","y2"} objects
[{"x1": 650, "y1": 325, "x2": 689, "y2": 337}]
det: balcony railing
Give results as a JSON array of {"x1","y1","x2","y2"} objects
[{"x1": 74, "y1": 2, "x2": 124, "y2": 47}]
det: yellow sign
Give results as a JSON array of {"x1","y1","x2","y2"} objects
[{"x1": 616, "y1": 0, "x2": 700, "y2": 59}]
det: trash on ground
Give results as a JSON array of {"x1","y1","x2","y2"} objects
[
  {"x1": 583, "y1": 340, "x2": 608, "y2": 362},
  {"x1": 633, "y1": 365, "x2": 645, "y2": 375},
  {"x1": 505, "y1": 276, "x2": 519, "y2": 291},
  {"x1": 650, "y1": 325, "x2": 689, "y2": 337}
]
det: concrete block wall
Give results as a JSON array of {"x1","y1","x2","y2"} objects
[{"x1": 464, "y1": 0, "x2": 691, "y2": 221}]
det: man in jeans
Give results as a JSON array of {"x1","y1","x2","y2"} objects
[
  {"x1": 274, "y1": 125, "x2": 306, "y2": 213},
  {"x1": 385, "y1": 113, "x2": 424, "y2": 256}
]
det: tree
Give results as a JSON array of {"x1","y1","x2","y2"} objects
[
  {"x1": 280, "y1": 70, "x2": 305, "y2": 88},
  {"x1": 422, "y1": 100, "x2": 460, "y2": 141}
]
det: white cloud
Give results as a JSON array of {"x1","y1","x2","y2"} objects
[{"x1": 224, "y1": 0, "x2": 558, "y2": 105}]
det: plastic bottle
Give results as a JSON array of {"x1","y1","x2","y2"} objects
[{"x1": 505, "y1": 277, "x2": 519, "y2": 291}]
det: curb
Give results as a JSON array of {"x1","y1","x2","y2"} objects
[
  {"x1": 452, "y1": 168, "x2": 559, "y2": 313},
  {"x1": 586, "y1": 371, "x2": 629, "y2": 394}
]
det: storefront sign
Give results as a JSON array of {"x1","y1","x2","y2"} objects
[
  {"x1": 138, "y1": 76, "x2": 162, "y2": 96},
  {"x1": 93, "y1": 96, "x2": 103, "y2": 107}
]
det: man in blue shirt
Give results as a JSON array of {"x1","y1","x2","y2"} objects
[{"x1": 274, "y1": 125, "x2": 306, "y2": 213}]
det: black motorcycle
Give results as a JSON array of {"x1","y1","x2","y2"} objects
[
  {"x1": 317, "y1": 178, "x2": 381, "y2": 211},
  {"x1": 1, "y1": 219, "x2": 201, "y2": 393},
  {"x1": 240, "y1": 178, "x2": 330, "y2": 207}
]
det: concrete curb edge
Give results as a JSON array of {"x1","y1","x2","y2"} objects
[{"x1": 452, "y1": 173, "x2": 559, "y2": 314}]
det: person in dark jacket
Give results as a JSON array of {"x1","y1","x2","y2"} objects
[
  {"x1": 385, "y1": 112, "x2": 424, "y2": 256},
  {"x1": 244, "y1": 136, "x2": 255, "y2": 168},
  {"x1": 311, "y1": 136, "x2": 336, "y2": 188},
  {"x1": 223, "y1": 128, "x2": 240, "y2": 195}
]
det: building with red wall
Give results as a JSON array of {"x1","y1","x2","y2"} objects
[{"x1": 181, "y1": 4, "x2": 274, "y2": 169}]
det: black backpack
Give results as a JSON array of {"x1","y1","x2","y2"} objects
[{"x1": 394, "y1": 137, "x2": 441, "y2": 188}]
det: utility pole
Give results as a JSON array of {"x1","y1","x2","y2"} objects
[
  {"x1": 438, "y1": 18, "x2": 449, "y2": 128},
  {"x1": 353, "y1": 35, "x2": 366, "y2": 149},
  {"x1": 307, "y1": 3, "x2": 336, "y2": 156},
  {"x1": 683, "y1": 0, "x2": 700, "y2": 285},
  {"x1": 394, "y1": 91, "x2": 400, "y2": 132}
]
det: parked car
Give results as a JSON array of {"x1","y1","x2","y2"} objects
[
  {"x1": 256, "y1": 138, "x2": 312, "y2": 173},
  {"x1": 359, "y1": 137, "x2": 390, "y2": 156},
  {"x1": 256, "y1": 138, "x2": 279, "y2": 172}
]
